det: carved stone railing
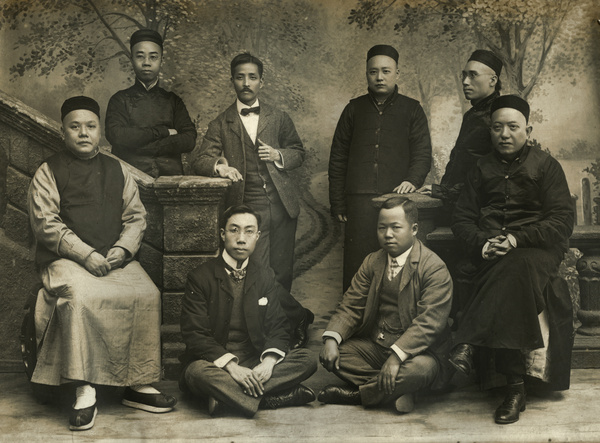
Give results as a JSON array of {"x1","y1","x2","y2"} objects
[{"x1": 0, "y1": 89, "x2": 230, "y2": 378}]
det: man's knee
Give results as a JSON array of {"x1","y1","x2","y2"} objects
[
  {"x1": 398, "y1": 355, "x2": 439, "y2": 386},
  {"x1": 285, "y1": 348, "x2": 318, "y2": 375},
  {"x1": 184, "y1": 360, "x2": 218, "y2": 389}
]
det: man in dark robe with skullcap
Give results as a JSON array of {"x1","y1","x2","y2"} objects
[
  {"x1": 328, "y1": 44, "x2": 432, "y2": 292},
  {"x1": 418, "y1": 49, "x2": 503, "y2": 220},
  {"x1": 106, "y1": 29, "x2": 197, "y2": 177},
  {"x1": 449, "y1": 95, "x2": 574, "y2": 424},
  {"x1": 29, "y1": 96, "x2": 176, "y2": 431}
]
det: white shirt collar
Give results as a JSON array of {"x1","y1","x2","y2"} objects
[
  {"x1": 222, "y1": 249, "x2": 249, "y2": 270},
  {"x1": 236, "y1": 98, "x2": 260, "y2": 115},
  {"x1": 388, "y1": 245, "x2": 413, "y2": 269},
  {"x1": 137, "y1": 77, "x2": 159, "y2": 91}
]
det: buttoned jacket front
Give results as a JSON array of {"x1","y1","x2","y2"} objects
[
  {"x1": 192, "y1": 102, "x2": 305, "y2": 218},
  {"x1": 326, "y1": 240, "x2": 453, "y2": 388}
]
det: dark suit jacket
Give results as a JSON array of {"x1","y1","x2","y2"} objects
[
  {"x1": 180, "y1": 256, "x2": 291, "y2": 366},
  {"x1": 326, "y1": 240, "x2": 454, "y2": 389},
  {"x1": 191, "y1": 102, "x2": 305, "y2": 218}
]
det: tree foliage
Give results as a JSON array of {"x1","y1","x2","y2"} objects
[
  {"x1": 1, "y1": 0, "x2": 196, "y2": 81},
  {"x1": 347, "y1": 0, "x2": 593, "y2": 99}
]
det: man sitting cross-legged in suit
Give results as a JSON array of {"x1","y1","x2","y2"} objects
[
  {"x1": 318, "y1": 196, "x2": 453, "y2": 414},
  {"x1": 180, "y1": 204, "x2": 317, "y2": 417}
]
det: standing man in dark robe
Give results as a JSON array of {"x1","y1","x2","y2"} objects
[
  {"x1": 192, "y1": 53, "x2": 313, "y2": 348},
  {"x1": 449, "y1": 95, "x2": 575, "y2": 424},
  {"x1": 418, "y1": 50, "x2": 503, "y2": 221},
  {"x1": 328, "y1": 44, "x2": 432, "y2": 292},
  {"x1": 180, "y1": 205, "x2": 317, "y2": 418},
  {"x1": 106, "y1": 29, "x2": 197, "y2": 177}
]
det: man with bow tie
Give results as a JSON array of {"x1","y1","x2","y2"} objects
[
  {"x1": 192, "y1": 53, "x2": 313, "y2": 349},
  {"x1": 318, "y1": 196, "x2": 453, "y2": 414},
  {"x1": 180, "y1": 205, "x2": 317, "y2": 417}
]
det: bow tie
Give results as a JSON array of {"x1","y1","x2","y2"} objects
[
  {"x1": 225, "y1": 263, "x2": 247, "y2": 282},
  {"x1": 240, "y1": 106, "x2": 260, "y2": 116}
]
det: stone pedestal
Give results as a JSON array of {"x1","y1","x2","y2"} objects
[
  {"x1": 150, "y1": 175, "x2": 230, "y2": 379},
  {"x1": 571, "y1": 226, "x2": 600, "y2": 367}
]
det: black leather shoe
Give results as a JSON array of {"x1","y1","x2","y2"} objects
[
  {"x1": 208, "y1": 397, "x2": 222, "y2": 417},
  {"x1": 122, "y1": 387, "x2": 177, "y2": 413},
  {"x1": 495, "y1": 383, "x2": 526, "y2": 424},
  {"x1": 291, "y1": 309, "x2": 315, "y2": 349},
  {"x1": 449, "y1": 343, "x2": 475, "y2": 376},
  {"x1": 317, "y1": 385, "x2": 361, "y2": 405},
  {"x1": 69, "y1": 403, "x2": 97, "y2": 431},
  {"x1": 260, "y1": 384, "x2": 316, "y2": 409}
]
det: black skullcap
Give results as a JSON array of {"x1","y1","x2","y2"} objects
[
  {"x1": 490, "y1": 95, "x2": 530, "y2": 122},
  {"x1": 468, "y1": 50, "x2": 503, "y2": 76},
  {"x1": 60, "y1": 96, "x2": 100, "y2": 121},
  {"x1": 130, "y1": 29, "x2": 163, "y2": 51},
  {"x1": 367, "y1": 45, "x2": 399, "y2": 63}
]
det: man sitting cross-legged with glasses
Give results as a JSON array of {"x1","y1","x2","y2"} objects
[{"x1": 179, "y1": 204, "x2": 317, "y2": 417}]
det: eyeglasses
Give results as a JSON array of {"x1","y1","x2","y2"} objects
[
  {"x1": 460, "y1": 71, "x2": 496, "y2": 81},
  {"x1": 226, "y1": 227, "x2": 258, "y2": 236}
]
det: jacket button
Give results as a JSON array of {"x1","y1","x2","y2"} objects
[{"x1": 505, "y1": 175, "x2": 509, "y2": 179}]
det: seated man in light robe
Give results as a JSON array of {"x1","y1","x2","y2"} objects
[{"x1": 28, "y1": 96, "x2": 176, "y2": 431}]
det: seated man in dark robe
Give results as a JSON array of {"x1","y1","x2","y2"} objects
[
  {"x1": 28, "y1": 96, "x2": 176, "y2": 431},
  {"x1": 106, "y1": 29, "x2": 197, "y2": 177},
  {"x1": 318, "y1": 197, "x2": 453, "y2": 414},
  {"x1": 180, "y1": 204, "x2": 317, "y2": 418},
  {"x1": 449, "y1": 95, "x2": 575, "y2": 424}
]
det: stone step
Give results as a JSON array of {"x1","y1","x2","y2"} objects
[
  {"x1": 161, "y1": 324, "x2": 182, "y2": 344},
  {"x1": 163, "y1": 341, "x2": 185, "y2": 359},
  {"x1": 162, "y1": 292, "x2": 183, "y2": 325},
  {"x1": 162, "y1": 357, "x2": 181, "y2": 381},
  {"x1": 572, "y1": 334, "x2": 600, "y2": 368}
]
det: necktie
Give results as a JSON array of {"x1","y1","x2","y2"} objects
[
  {"x1": 240, "y1": 106, "x2": 260, "y2": 116},
  {"x1": 388, "y1": 258, "x2": 401, "y2": 280},
  {"x1": 225, "y1": 264, "x2": 246, "y2": 282}
]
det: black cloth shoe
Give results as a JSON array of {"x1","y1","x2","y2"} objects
[
  {"x1": 121, "y1": 387, "x2": 177, "y2": 413},
  {"x1": 260, "y1": 384, "x2": 316, "y2": 409},
  {"x1": 291, "y1": 309, "x2": 315, "y2": 349},
  {"x1": 449, "y1": 343, "x2": 475, "y2": 376},
  {"x1": 69, "y1": 403, "x2": 97, "y2": 431},
  {"x1": 495, "y1": 383, "x2": 526, "y2": 424},
  {"x1": 317, "y1": 385, "x2": 361, "y2": 405}
]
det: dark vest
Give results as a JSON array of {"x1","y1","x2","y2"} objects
[
  {"x1": 371, "y1": 268, "x2": 404, "y2": 347},
  {"x1": 240, "y1": 125, "x2": 279, "y2": 205},
  {"x1": 35, "y1": 151, "x2": 125, "y2": 268}
]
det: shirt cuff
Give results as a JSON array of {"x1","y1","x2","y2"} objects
[
  {"x1": 322, "y1": 331, "x2": 342, "y2": 345},
  {"x1": 214, "y1": 353, "x2": 238, "y2": 369},
  {"x1": 274, "y1": 150, "x2": 284, "y2": 169},
  {"x1": 507, "y1": 233, "x2": 517, "y2": 248},
  {"x1": 391, "y1": 344, "x2": 409, "y2": 362},
  {"x1": 213, "y1": 157, "x2": 229, "y2": 176},
  {"x1": 260, "y1": 348, "x2": 285, "y2": 364}
]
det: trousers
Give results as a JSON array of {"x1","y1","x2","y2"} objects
[
  {"x1": 335, "y1": 338, "x2": 439, "y2": 406},
  {"x1": 184, "y1": 348, "x2": 317, "y2": 416}
]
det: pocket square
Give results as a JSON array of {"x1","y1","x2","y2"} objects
[{"x1": 258, "y1": 297, "x2": 268, "y2": 306}]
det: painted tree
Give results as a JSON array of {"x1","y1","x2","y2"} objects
[
  {"x1": 1, "y1": 0, "x2": 196, "y2": 82},
  {"x1": 348, "y1": 0, "x2": 592, "y2": 101}
]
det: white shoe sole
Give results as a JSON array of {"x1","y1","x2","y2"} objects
[{"x1": 121, "y1": 399, "x2": 174, "y2": 413}]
